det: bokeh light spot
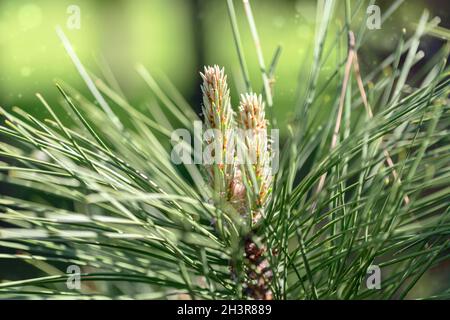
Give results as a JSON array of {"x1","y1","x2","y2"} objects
[{"x1": 18, "y1": 4, "x2": 42, "y2": 30}]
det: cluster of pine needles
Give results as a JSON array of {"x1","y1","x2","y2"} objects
[{"x1": 0, "y1": 0, "x2": 449, "y2": 299}]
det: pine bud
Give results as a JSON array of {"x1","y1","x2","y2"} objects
[
  {"x1": 200, "y1": 65, "x2": 238, "y2": 204},
  {"x1": 238, "y1": 93, "x2": 272, "y2": 224}
]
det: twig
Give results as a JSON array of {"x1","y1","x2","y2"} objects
[
  {"x1": 351, "y1": 36, "x2": 410, "y2": 205},
  {"x1": 312, "y1": 31, "x2": 355, "y2": 210},
  {"x1": 313, "y1": 31, "x2": 410, "y2": 211}
]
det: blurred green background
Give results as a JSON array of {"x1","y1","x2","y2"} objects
[
  {"x1": 0, "y1": 0, "x2": 448, "y2": 130},
  {"x1": 0, "y1": 0, "x2": 449, "y2": 298}
]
